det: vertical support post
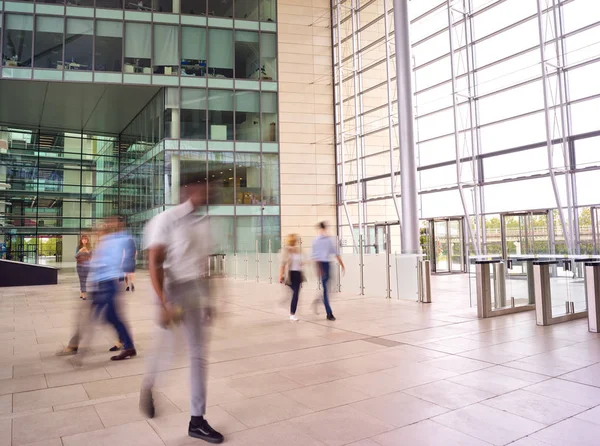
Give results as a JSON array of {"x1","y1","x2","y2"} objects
[
  {"x1": 475, "y1": 262, "x2": 493, "y2": 318},
  {"x1": 268, "y1": 239, "x2": 272, "y2": 284},
  {"x1": 334, "y1": 0, "x2": 359, "y2": 252},
  {"x1": 446, "y1": 1, "x2": 480, "y2": 257},
  {"x1": 359, "y1": 234, "x2": 365, "y2": 295},
  {"x1": 533, "y1": 262, "x2": 553, "y2": 326},
  {"x1": 255, "y1": 239, "x2": 259, "y2": 283},
  {"x1": 383, "y1": 0, "x2": 402, "y2": 225},
  {"x1": 234, "y1": 253, "x2": 237, "y2": 279},
  {"x1": 585, "y1": 263, "x2": 600, "y2": 332},
  {"x1": 493, "y1": 262, "x2": 507, "y2": 309},
  {"x1": 535, "y1": 0, "x2": 572, "y2": 255},
  {"x1": 350, "y1": 0, "x2": 364, "y2": 246},
  {"x1": 244, "y1": 253, "x2": 248, "y2": 281},
  {"x1": 393, "y1": 0, "x2": 420, "y2": 254},
  {"x1": 385, "y1": 226, "x2": 391, "y2": 299}
]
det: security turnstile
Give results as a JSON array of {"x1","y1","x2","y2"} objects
[{"x1": 585, "y1": 262, "x2": 600, "y2": 333}]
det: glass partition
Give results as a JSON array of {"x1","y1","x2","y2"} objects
[
  {"x1": 181, "y1": 26, "x2": 207, "y2": 77},
  {"x1": 3, "y1": 15, "x2": 33, "y2": 68},
  {"x1": 208, "y1": 90, "x2": 234, "y2": 140},
  {"x1": 260, "y1": 33, "x2": 276, "y2": 81},
  {"x1": 236, "y1": 216, "x2": 261, "y2": 253},
  {"x1": 235, "y1": 91, "x2": 260, "y2": 141},
  {"x1": 208, "y1": 0, "x2": 233, "y2": 18},
  {"x1": 153, "y1": 24, "x2": 179, "y2": 75},
  {"x1": 181, "y1": 88, "x2": 208, "y2": 139},
  {"x1": 235, "y1": 31, "x2": 259, "y2": 80},
  {"x1": 208, "y1": 29, "x2": 233, "y2": 78},
  {"x1": 236, "y1": 153, "x2": 261, "y2": 207},
  {"x1": 95, "y1": 21, "x2": 122, "y2": 72},
  {"x1": 34, "y1": 16, "x2": 63, "y2": 70},
  {"x1": 65, "y1": 19, "x2": 93, "y2": 71},
  {"x1": 124, "y1": 22, "x2": 151, "y2": 74},
  {"x1": 261, "y1": 92, "x2": 277, "y2": 142},
  {"x1": 262, "y1": 154, "x2": 279, "y2": 206},
  {"x1": 208, "y1": 152, "x2": 234, "y2": 205}
]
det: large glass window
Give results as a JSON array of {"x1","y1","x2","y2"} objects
[
  {"x1": 208, "y1": 152, "x2": 234, "y2": 205},
  {"x1": 236, "y1": 216, "x2": 261, "y2": 253},
  {"x1": 208, "y1": 90, "x2": 234, "y2": 140},
  {"x1": 262, "y1": 154, "x2": 279, "y2": 205},
  {"x1": 65, "y1": 19, "x2": 93, "y2": 71},
  {"x1": 181, "y1": 26, "x2": 207, "y2": 77},
  {"x1": 235, "y1": 91, "x2": 260, "y2": 141},
  {"x1": 260, "y1": 33, "x2": 277, "y2": 80},
  {"x1": 236, "y1": 153, "x2": 261, "y2": 206},
  {"x1": 181, "y1": 88, "x2": 207, "y2": 139},
  {"x1": 261, "y1": 92, "x2": 278, "y2": 142},
  {"x1": 34, "y1": 17, "x2": 63, "y2": 70},
  {"x1": 208, "y1": 29, "x2": 233, "y2": 78},
  {"x1": 153, "y1": 24, "x2": 179, "y2": 75},
  {"x1": 181, "y1": 0, "x2": 206, "y2": 15},
  {"x1": 124, "y1": 22, "x2": 151, "y2": 73},
  {"x1": 208, "y1": 0, "x2": 233, "y2": 18},
  {"x1": 95, "y1": 0, "x2": 123, "y2": 10},
  {"x1": 235, "y1": 31, "x2": 259, "y2": 80},
  {"x1": 95, "y1": 21, "x2": 122, "y2": 72},
  {"x1": 2, "y1": 15, "x2": 33, "y2": 68},
  {"x1": 260, "y1": 0, "x2": 276, "y2": 22},
  {"x1": 263, "y1": 216, "x2": 280, "y2": 252},
  {"x1": 235, "y1": 0, "x2": 258, "y2": 20}
]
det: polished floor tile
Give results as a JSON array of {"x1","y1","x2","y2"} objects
[{"x1": 4, "y1": 274, "x2": 600, "y2": 445}]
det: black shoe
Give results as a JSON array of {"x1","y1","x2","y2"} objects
[
  {"x1": 109, "y1": 344, "x2": 122, "y2": 352},
  {"x1": 327, "y1": 314, "x2": 336, "y2": 321},
  {"x1": 189, "y1": 418, "x2": 224, "y2": 444},
  {"x1": 110, "y1": 348, "x2": 137, "y2": 361},
  {"x1": 139, "y1": 387, "x2": 155, "y2": 419},
  {"x1": 125, "y1": 286, "x2": 130, "y2": 291}
]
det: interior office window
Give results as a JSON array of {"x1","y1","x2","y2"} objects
[
  {"x1": 64, "y1": 19, "x2": 93, "y2": 70},
  {"x1": 260, "y1": 33, "x2": 276, "y2": 80},
  {"x1": 208, "y1": 0, "x2": 233, "y2": 18},
  {"x1": 181, "y1": 0, "x2": 206, "y2": 15},
  {"x1": 95, "y1": 21, "x2": 122, "y2": 72},
  {"x1": 235, "y1": 31, "x2": 259, "y2": 80},
  {"x1": 208, "y1": 29, "x2": 233, "y2": 78},
  {"x1": 236, "y1": 216, "x2": 261, "y2": 253},
  {"x1": 235, "y1": 0, "x2": 258, "y2": 20},
  {"x1": 2, "y1": 15, "x2": 33, "y2": 68},
  {"x1": 208, "y1": 90, "x2": 234, "y2": 140},
  {"x1": 260, "y1": 0, "x2": 276, "y2": 22},
  {"x1": 95, "y1": 0, "x2": 123, "y2": 10},
  {"x1": 34, "y1": 17, "x2": 63, "y2": 69},
  {"x1": 181, "y1": 88, "x2": 208, "y2": 139},
  {"x1": 181, "y1": 26, "x2": 206, "y2": 76},
  {"x1": 153, "y1": 24, "x2": 179, "y2": 75},
  {"x1": 235, "y1": 91, "x2": 260, "y2": 141},
  {"x1": 127, "y1": 0, "x2": 153, "y2": 11},
  {"x1": 262, "y1": 154, "x2": 279, "y2": 205},
  {"x1": 124, "y1": 22, "x2": 151, "y2": 73},
  {"x1": 236, "y1": 153, "x2": 261, "y2": 205},
  {"x1": 207, "y1": 152, "x2": 234, "y2": 204},
  {"x1": 261, "y1": 92, "x2": 277, "y2": 141}
]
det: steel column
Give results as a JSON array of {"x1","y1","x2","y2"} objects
[
  {"x1": 393, "y1": 0, "x2": 420, "y2": 254},
  {"x1": 535, "y1": 0, "x2": 573, "y2": 255},
  {"x1": 383, "y1": 0, "x2": 403, "y2": 226}
]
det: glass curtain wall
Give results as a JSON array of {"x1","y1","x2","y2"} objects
[
  {"x1": 332, "y1": 0, "x2": 600, "y2": 256},
  {"x1": 0, "y1": 127, "x2": 119, "y2": 266}
]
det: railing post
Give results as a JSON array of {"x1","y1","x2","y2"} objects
[
  {"x1": 268, "y1": 239, "x2": 273, "y2": 284},
  {"x1": 244, "y1": 253, "x2": 248, "y2": 281},
  {"x1": 359, "y1": 235, "x2": 365, "y2": 295}
]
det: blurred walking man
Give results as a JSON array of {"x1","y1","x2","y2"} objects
[
  {"x1": 312, "y1": 221, "x2": 345, "y2": 321},
  {"x1": 140, "y1": 173, "x2": 223, "y2": 444}
]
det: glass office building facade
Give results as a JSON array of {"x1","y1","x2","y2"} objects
[
  {"x1": 333, "y1": 0, "x2": 600, "y2": 273},
  {"x1": 0, "y1": 0, "x2": 280, "y2": 266}
]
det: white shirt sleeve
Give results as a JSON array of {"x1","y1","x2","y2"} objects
[{"x1": 144, "y1": 215, "x2": 169, "y2": 249}]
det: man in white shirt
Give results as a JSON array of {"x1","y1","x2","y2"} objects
[{"x1": 140, "y1": 173, "x2": 223, "y2": 444}]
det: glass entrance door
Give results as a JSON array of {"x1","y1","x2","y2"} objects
[
  {"x1": 431, "y1": 218, "x2": 465, "y2": 273},
  {"x1": 502, "y1": 212, "x2": 549, "y2": 258}
]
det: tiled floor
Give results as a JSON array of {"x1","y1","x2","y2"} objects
[{"x1": 1, "y1": 272, "x2": 600, "y2": 445}]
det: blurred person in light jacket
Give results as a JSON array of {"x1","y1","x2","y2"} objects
[{"x1": 312, "y1": 221, "x2": 345, "y2": 321}]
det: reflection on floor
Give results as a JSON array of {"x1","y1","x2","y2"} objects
[{"x1": 1, "y1": 272, "x2": 600, "y2": 445}]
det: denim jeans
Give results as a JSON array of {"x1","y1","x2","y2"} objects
[
  {"x1": 318, "y1": 262, "x2": 333, "y2": 315},
  {"x1": 94, "y1": 280, "x2": 134, "y2": 350}
]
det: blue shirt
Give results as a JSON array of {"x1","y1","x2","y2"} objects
[
  {"x1": 312, "y1": 235, "x2": 338, "y2": 262},
  {"x1": 90, "y1": 231, "x2": 128, "y2": 282}
]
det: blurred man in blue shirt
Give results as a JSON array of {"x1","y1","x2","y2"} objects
[{"x1": 312, "y1": 221, "x2": 345, "y2": 321}]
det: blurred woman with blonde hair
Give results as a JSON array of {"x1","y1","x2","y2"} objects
[{"x1": 279, "y1": 233, "x2": 304, "y2": 321}]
